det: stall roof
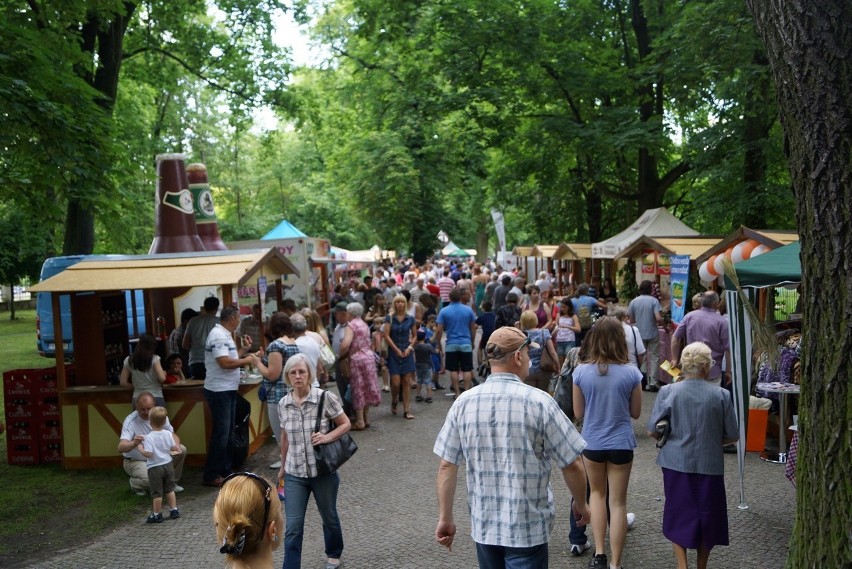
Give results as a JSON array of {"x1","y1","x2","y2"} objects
[
  {"x1": 553, "y1": 242, "x2": 592, "y2": 260},
  {"x1": 512, "y1": 246, "x2": 536, "y2": 257},
  {"x1": 724, "y1": 241, "x2": 801, "y2": 289},
  {"x1": 262, "y1": 219, "x2": 307, "y2": 240},
  {"x1": 695, "y1": 227, "x2": 799, "y2": 263},
  {"x1": 592, "y1": 207, "x2": 699, "y2": 259},
  {"x1": 613, "y1": 236, "x2": 723, "y2": 261},
  {"x1": 29, "y1": 249, "x2": 299, "y2": 293},
  {"x1": 531, "y1": 245, "x2": 559, "y2": 258}
]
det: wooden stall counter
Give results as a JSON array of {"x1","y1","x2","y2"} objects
[{"x1": 59, "y1": 377, "x2": 270, "y2": 469}]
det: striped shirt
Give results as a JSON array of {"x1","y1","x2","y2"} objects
[
  {"x1": 279, "y1": 388, "x2": 344, "y2": 478},
  {"x1": 434, "y1": 372, "x2": 587, "y2": 547},
  {"x1": 437, "y1": 276, "x2": 455, "y2": 302}
]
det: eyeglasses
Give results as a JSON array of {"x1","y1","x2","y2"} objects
[
  {"x1": 222, "y1": 472, "x2": 272, "y2": 540},
  {"x1": 514, "y1": 336, "x2": 531, "y2": 356}
]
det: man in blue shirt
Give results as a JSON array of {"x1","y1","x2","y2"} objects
[{"x1": 434, "y1": 287, "x2": 477, "y2": 397}]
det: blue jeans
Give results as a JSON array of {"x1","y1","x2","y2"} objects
[
  {"x1": 475, "y1": 542, "x2": 548, "y2": 569},
  {"x1": 203, "y1": 389, "x2": 236, "y2": 482},
  {"x1": 283, "y1": 472, "x2": 343, "y2": 569}
]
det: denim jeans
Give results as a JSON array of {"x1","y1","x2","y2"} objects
[
  {"x1": 203, "y1": 389, "x2": 236, "y2": 482},
  {"x1": 475, "y1": 541, "x2": 548, "y2": 569},
  {"x1": 283, "y1": 472, "x2": 343, "y2": 569}
]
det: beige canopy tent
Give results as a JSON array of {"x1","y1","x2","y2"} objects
[{"x1": 592, "y1": 207, "x2": 699, "y2": 259}]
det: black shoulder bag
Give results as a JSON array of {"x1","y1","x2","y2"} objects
[{"x1": 313, "y1": 391, "x2": 359, "y2": 476}]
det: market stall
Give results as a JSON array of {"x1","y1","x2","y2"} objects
[
  {"x1": 723, "y1": 241, "x2": 802, "y2": 506},
  {"x1": 228, "y1": 219, "x2": 332, "y2": 311},
  {"x1": 28, "y1": 248, "x2": 299, "y2": 469}
]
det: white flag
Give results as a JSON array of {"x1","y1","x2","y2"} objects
[{"x1": 491, "y1": 209, "x2": 506, "y2": 252}]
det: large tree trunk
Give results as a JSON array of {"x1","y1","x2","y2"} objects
[
  {"x1": 62, "y1": 3, "x2": 137, "y2": 254},
  {"x1": 745, "y1": 2, "x2": 852, "y2": 567}
]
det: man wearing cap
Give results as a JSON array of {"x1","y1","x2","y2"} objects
[{"x1": 434, "y1": 326, "x2": 590, "y2": 567}]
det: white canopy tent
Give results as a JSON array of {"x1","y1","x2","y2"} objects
[{"x1": 592, "y1": 207, "x2": 700, "y2": 259}]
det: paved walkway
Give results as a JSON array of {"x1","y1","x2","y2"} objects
[{"x1": 26, "y1": 384, "x2": 795, "y2": 569}]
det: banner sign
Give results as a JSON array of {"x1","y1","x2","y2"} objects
[
  {"x1": 669, "y1": 255, "x2": 690, "y2": 324},
  {"x1": 237, "y1": 285, "x2": 258, "y2": 313},
  {"x1": 657, "y1": 253, "x2": 671, "y2": 275},
  {"x1": 641, "y1": 249, "x2": 657, "y2": 274}
]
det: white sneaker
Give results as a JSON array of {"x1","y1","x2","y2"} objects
[
  {"x1": 174, "y1": 485, "x2": 184, "y2": 493},
  {"x1": 269, "y1": 460, "x2": 282, "y2": 469},
  {"x1": 627, "y1": 512, "x2": 636, "y2": 529},
  {"x1": 570, "y1": 541, "x2": 590, "y2": 556}
]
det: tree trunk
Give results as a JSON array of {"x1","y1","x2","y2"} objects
[
  {"x1": 745, "y1": 2, "x2": 852, "y2": 567},
  {"x1": 62, "y1": 3, "x2": 137, "y2": 254}
]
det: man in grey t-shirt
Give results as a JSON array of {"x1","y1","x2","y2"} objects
[
  {"x1": 182, "y1": 296, "x2": 220, "y2": 380},
  {"x1": 627, "y1": 280, "x2": 663, "y2": 391}
]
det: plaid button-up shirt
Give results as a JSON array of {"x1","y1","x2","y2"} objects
[
  {"x1": 280, "y1": 388, "x2": 344, "y2": 478},
  {"x1": 434, "y1": 372, "x2": 586, "y2": 547}
]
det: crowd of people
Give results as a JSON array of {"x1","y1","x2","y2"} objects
[{"x1": 115, "y1": 257, "x2": 738, "y2": 569}]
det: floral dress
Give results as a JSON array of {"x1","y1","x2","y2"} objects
[{"x1": 347, "y1": 318, "x2": 382, "y2": 410}]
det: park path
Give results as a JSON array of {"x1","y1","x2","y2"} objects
[{"x1": 26, "y1": 384, "x2": 795, "y2": 569}]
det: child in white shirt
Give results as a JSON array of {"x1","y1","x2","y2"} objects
[{"x1": 138, "y1": 406, "x2": 181, "y2": 523}]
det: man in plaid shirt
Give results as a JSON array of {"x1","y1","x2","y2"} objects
[{"x1": 434, "y1": 326, "x2": 590, "y2": 568}]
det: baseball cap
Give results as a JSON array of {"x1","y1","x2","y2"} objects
[
  {"x1": 333, "y1": 302, "x2": 349, "y2": 313},
  {"x1": 485, "y1": 327, "x2": 540, "y2": 359}
]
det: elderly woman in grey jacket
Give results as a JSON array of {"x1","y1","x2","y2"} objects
[{"x1": 647, "y1": 341, "x2": 739, "y2": 569}]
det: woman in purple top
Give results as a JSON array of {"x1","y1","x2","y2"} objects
[{"x1": 573, "y1": 317, "x2": 643, "y2": 569}]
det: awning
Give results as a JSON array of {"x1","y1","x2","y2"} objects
[
  {"x1": 695, "y1": 227, "x2": 798, "y2": 264},
  {"x1": 29, "y1": 249, "x2": 299, "y2": 293},
  {"x1": 612, "y1": 236, "x2": 723, "y2": 261},
  {"x1": 591, "y1": 207, "x2": 699, "y2": 259},
  {"x1": 724, "y1": 241, "x2": 801, "y2": 289}
]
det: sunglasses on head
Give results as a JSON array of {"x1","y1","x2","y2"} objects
[
  {"x1": 514, "y1": 336, "x2": 531, "y2": 355},
  {"x1": 222, "y1": 472, "x2": 272, "y2": 540}
]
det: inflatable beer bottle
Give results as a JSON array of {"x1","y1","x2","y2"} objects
[
  {"x1": 186, "y1": 163, "x2": 228, "y2": 251},
  {"x1": 149, "y1": 154, "x2": 206, "y2": 254}
]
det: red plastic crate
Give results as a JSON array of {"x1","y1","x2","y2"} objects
[
  {"x1": 5, "y1": 419, "x2": 37, "y2": 445},
  {"x1": 5, "y1": 397, "x2": 36, "y2": 419},
  {"x1": 3, "y1": 369, "x2": 35, "y2": 400},
  {"x1": 36, "y1": 395, "x2": 60, "y2": 418},
  {"x1": 7, "y1": 442, "x2": 40, "y2": 465},
  {"x1": 38, "y1": 418, "x2": 62, "y2": 442},
  {"x1": 33, "y1": 370, "x2": 59, "y2": 396},
  {"x1": 40, "y1": 442, "x2": 62, "y2": 464}
]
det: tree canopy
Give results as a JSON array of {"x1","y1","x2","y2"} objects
[{"x1": 2, "y1": 0, "x2": 796, "y2": 258}]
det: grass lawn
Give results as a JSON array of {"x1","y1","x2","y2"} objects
[{"x1": 0, "y1": 310, "x2": 149, "y2": 565}]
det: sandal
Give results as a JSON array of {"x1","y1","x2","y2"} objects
[
  {"x1": 424, "y1": 397, "x2": 433, "y2": 403},
  {"x1": 391, "y1": 402, "x2": 398, "y2": 415},
  {"x1": 404, "y1": 412, "x2": 415, "y2": 420},
  {"x1": 351, "y1": 424, "x2": 366, "y2": 431},
  {"x1": 415, "y1": 395, "x2": 423, "y2": 402}
]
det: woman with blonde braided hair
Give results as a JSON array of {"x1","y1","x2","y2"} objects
[
  {"x1": 647, "y1": 341, "x2": 738, "y2": 569},
  {"x1": 214, "y1": 472, "x2": 283, "y2": 568}
]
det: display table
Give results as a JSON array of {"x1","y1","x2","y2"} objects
[
  {"x1": 59, "y1": 376, "x2": 270, "y2": 469},
  {"x1": 756, "y1": 382, "x2": 800, "y2": 464}
]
